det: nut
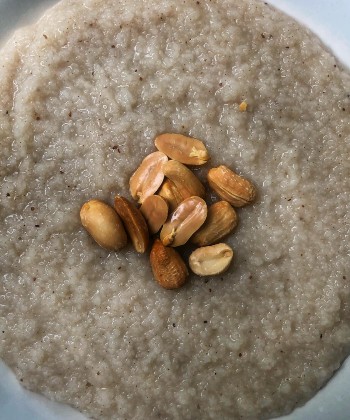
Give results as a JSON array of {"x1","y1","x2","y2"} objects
[
  {"x1": 189, "y1": 243, "x2": 233, "y2": 276},
  {"x1": 162, "y1": 160, "x2": 205, "y2": 199},
  {"x1": 207, "y1": 165, "x2": 256, "y2": 207},
  {"x1": 150, "y1": 239, "x2": 188, "y2": 289},
  {"x1": 129, "y1": 151, "x2": 168, "y2": 204},
  {"x1": 140, "y1": 195, "x2": 168, "y2": 234},
  {"x1": 239, "y1": 101, "x2": 248, "y2": 112},
  {"x1": 191, "y1": 201, "x2": 237, "y2": 246},
  {"x1": 160, "y1": 196, "x2": 207, "y2": 247},
  {"x1": 158, "y1": 178, "x2": 184, "y2": 213},
  {"x1": 80, "y1": 199, "x2": 127, "y2": 251},
  {"x1": 114, "y1": 195, "x2": 149, "y2": 253},
  {"x1": 155, "y1": 133, "x2": 210, "y2": 165}
]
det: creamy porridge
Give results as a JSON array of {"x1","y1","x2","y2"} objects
[{"x1": 0, "y1": 0, "x2": 350, "y2": 419}]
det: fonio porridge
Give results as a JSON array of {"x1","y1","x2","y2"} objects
[{"x1": 0, "y1": 0, "x2": 350, "y2": 419}]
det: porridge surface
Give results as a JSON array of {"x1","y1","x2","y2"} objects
[{"x1": 0, "y1": 0, "x2": 350, "y2": 419}]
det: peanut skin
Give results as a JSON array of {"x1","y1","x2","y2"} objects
[
  {"x1": 150, "y1": 239, "x2": 188, "y2": 289},
  {"x1": 114, "y1": 195, "x2": 149, "y2": 253}
]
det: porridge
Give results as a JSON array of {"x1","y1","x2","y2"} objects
[{"x1": 0, "y1": 0, "x2": 350, "y2": 419}]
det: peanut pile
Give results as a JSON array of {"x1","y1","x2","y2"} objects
[{"x1": 80, "y1": 133, "x2": 256, "y2": 289}]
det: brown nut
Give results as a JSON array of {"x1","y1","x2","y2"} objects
[
  {"x1": 189, "y1": 243, "x2": 233, "y2": 276},
  {"x1": 155, "y1": 133, "x2": 210, "y2": 165},
  {"x1": 140, "y1": 195, "x2": 168, "y2": 234},
  {"x1": 160, "y1": 196, "x2": 207, "y2": 247},
  {"x1": 191, "y1": 201, "x2": 238, "y2": 246},
  {"x1": 158, "y1": 178, "x2": 184, "y2": 213},
  {"x1": 114, "y1": 195, "x2": 149, "y2": 253},
  {"x1": 162, "y1": 160, "x2": 205, "y2": 199},
  {"x1": 80, "y1": 199, "x2": 127, "y2": 251},
  {"x1": 129, "y1": 151, "x2": 168, "y2": 204},
  {"x1": 207, "y1": 165, "x2": 256, "y2": 207},
  {"x1": 150, "y1": 239, "x2": 188, "y2": 289}
]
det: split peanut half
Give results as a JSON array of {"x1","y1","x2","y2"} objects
[
  {"x1": 129, "y1": 151, "x2": 168, "y2": 204},
  {"x1": 140, "y1": 195, "x2": 168, "y2": 234},
  {"x1": 189, "y1": 243, "x2": 234, "y2": 276},
  {"x1": 155, "y1": 133, "x2": 210, "y2": 165},
  {"x1": 114, "y1": 195, "x2": 149, "y2": 253},
  {"x1": 160, "y1": 196, "x2": 207, "y2": 247}
]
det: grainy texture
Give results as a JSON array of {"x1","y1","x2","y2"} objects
[{"x1": 0, "y1": 0, "x2": 350, "y2": 419}]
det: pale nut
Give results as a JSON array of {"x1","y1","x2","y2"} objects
[
  {"x1": 80, "y1": 199, "x2": 127, "y2": 251},
  {"x1": 192, "y1": 201, "x2": 238, "y2": 246},
  {"x1": 162, "y1": 160, "x2": 205, "y2": 199},
  {"x1": 160, "y1": 196, "x2": 207, "y2": 247},
  {"x1": 140, "y1": 195, "x2": 168, "y2": 234},
  {"x1": 158, "y1": 178, "x2": 184, "y2": 213},
  {"x1": 150, "y1": 239, "x2": 188, "y2": 289},
  {"x1": 129, "y1": 151, "x2": 168, "y2": 204},
  {"x1": 189, "y1": 243, "x2": 233, "y2": 276},
  {"x1": 155, "y1": 133, "x2": 210, "y2": 165},
  {"x1": 114, "y1": 195, "x2": 149, "y2": 253},
  {"x1": 207, "y1": 165, "x2": 256, "y2": 207}
]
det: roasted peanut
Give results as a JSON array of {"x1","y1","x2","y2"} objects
[
  {"x1": 155, "y1": 133, "x2": 210, "y2": 165},
  {"x1": 129, "y1": 151, "x2": 168, "y2": 204},
  {"x1": 150, "y1": 239, "x2": 188, "y2": 289},
  {"x1": 114, "y1": 195, "x2": 149, "y2": 253},
  {"x1": 80, "y1": 199, "x2": 127, "y2": 251},
  {"x1": 192, "y1": 201, "x2": 237, "y2": 246},
  {"x1": 140, "y1": 195, "x2": 168, "y2": 234},
  {"x1": 189, "y1": 243, "x2": 233, "y2": 276},
  {"x1": 208, "y1": 165, "x2": 256, "y2": 207},
  {"x1": 158, "y1": 178, "x2": 184, "y2": 213},
  {"x1": 160, "y1": 196, "x2": 207, "y2": 247},
  {"x1": 162, "y1": 160, "x2": 205, "y2": 199}
]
